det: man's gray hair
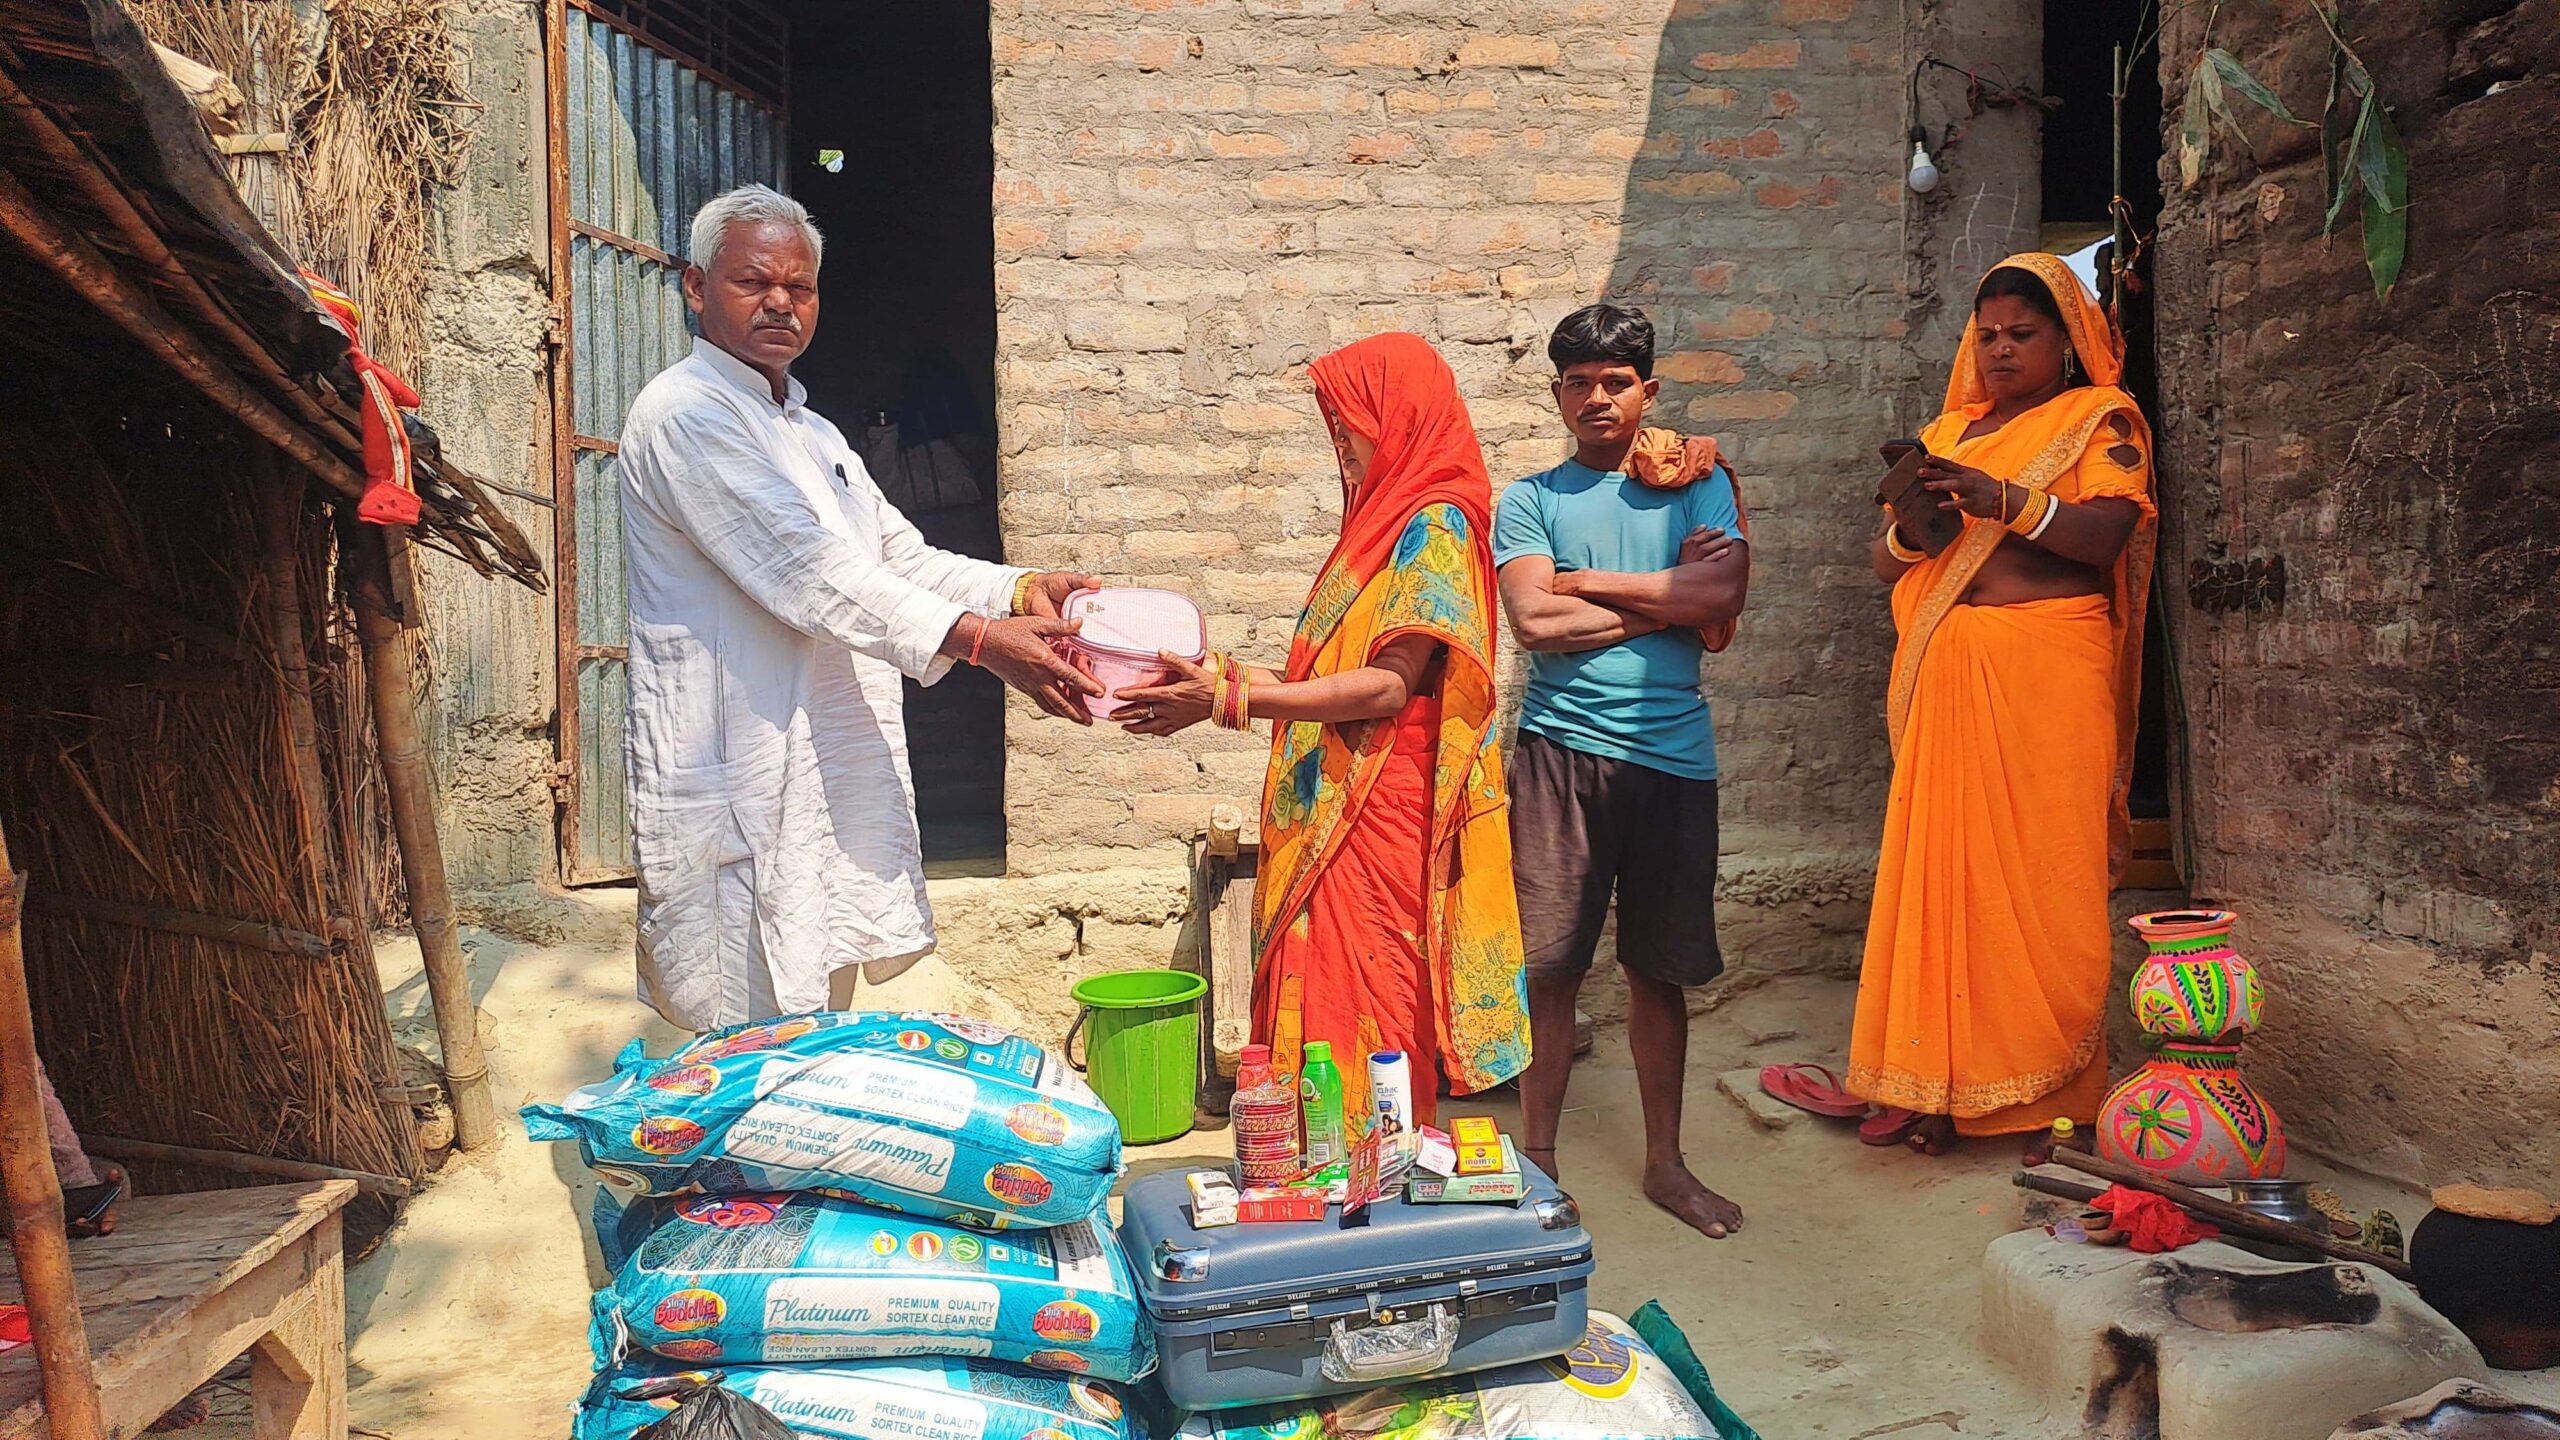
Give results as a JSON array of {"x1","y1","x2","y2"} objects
[{"x1": 688, "y1": 184, "x2": 823, "y2": 273}]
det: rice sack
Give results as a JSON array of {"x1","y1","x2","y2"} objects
[
  {"x1": 523, "y1": 1012, "x2": 1121, "y2": 1228},
  {"x1": 1175, "y1": 1313, "x2": 1726, "y2": 1440},
  {"x1": 574, "y1": 1355, "x2": 1140, "y2": 1440},
  {"x1": 592, "y1": 1190, "x2": 1155, "y2": 1382}
]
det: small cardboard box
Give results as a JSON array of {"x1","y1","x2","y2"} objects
[{"x1": 1405, "y1": 1137, "x2": 1527, "y2": 1204}]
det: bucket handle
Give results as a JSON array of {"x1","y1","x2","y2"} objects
[{"x1": 1063, "y1": 1005, "x2": 1091, "y2": 1073}]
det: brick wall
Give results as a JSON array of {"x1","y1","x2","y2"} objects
[
  {"x1": 2152, "y1": 0, "x2": 2560, "y2": 1186},
  {"x1": 985, "y1": 0, "x2": 2012, "y2": 969}
]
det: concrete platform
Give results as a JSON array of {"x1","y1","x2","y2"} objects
[{"x1": 1982, "y1": 1231, "x2": 2485, "y2": 1440}]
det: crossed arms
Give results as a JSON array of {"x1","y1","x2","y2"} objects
[{"x1": 1498, "y1": 528, "x2": 1750, "y2": 653}]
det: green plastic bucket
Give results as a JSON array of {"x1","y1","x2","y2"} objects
[{"x1": 1065, "y1": 969, "x2": 1207, "y2": 1145}]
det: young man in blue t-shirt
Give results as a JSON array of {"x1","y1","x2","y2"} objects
[{"x1": 1493, "y1": 304, "x2": 1750, "y2": 1240}]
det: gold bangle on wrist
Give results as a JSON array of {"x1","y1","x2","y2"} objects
[
  {"x1": 1009, "y1": 572, "x2": 1038, "y2": 616},
  {"x1": 1884, "y1": 527, "x2": 1926, "y2": 564}
]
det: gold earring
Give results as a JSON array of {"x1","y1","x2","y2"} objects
[{"x1": 2063, "y1": 348, "x2": 2079, "y2": 382}]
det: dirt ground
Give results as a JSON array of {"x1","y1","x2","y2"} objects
[{"x1": 170, "y1": 896, "x2": 2524, "y2": 1438}]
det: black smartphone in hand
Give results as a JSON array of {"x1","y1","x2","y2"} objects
[{"x1": 1875, "y1": 437, "x2": 1962, "y2": 554}]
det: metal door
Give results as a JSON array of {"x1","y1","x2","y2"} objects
[{"x1": 546, "y1": 0, "x2": 785, "y2": 881}]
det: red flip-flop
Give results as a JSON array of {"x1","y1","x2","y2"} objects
[
  {"x1": 1758, "y1": 1063, "x2": 1866, "y2": 1119},
  {"x1": 1859, "y1": 1106, "x2": 1926, "y2": 1146}
]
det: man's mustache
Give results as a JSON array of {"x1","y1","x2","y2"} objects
[{"x1": 755, "y1": 315, "x2": 803, "y2": 333}]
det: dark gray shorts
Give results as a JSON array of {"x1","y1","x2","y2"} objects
[{"x1": 1508, "y1": 731, "x2": 1724, "y2": 987}]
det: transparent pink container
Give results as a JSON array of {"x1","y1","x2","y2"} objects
[{"x1": 1053, "y1": 587, "x2": 1206, "y2": 719}]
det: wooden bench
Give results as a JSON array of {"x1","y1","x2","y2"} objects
[{"x1": 0, "y1": 1180, "x2": 354, "y2": 1439}]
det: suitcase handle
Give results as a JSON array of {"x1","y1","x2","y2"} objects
[
  {"x1": 1209, "y1": 1282, "x2": 1561, "y2": 1354},
  {"x1": 1320, "y1": 1305, "x2": 1460, "y2": 1384}
]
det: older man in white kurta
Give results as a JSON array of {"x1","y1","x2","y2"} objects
[{"x1": 620, "y1": 187, "x2": 1098, "y2": 1031}]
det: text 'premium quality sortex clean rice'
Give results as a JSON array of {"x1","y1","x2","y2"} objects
[
  {"x1": 523, "y1": 1012, "x2": 1123, "y2": 1229},
  {"x1": 591, "y1": 1190, "x2": 1155, "y2": 1382}
]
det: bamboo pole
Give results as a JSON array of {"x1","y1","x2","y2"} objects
[
  {"x1": 0, "y1": 839, "x2": 106, "y2": 1440},
  {"x1": 77, "y1": 1135, "x2": 411, "y2": 1199},
  {"x1": 2046, "y1": 1149, "x2": 2414, "y2": 1279},
  {"x1": 0, "y1": 160, "x2": 370, "y2": 505},
  {"x1": 256, "y1": 464, "x2": 336, "y2": 888},
  {"x1": 350, "y1": 538, "x2": 494, "y2": 1151},
  {"x1": 25, "y1": 893, "x2": 334, "y2": 960}
]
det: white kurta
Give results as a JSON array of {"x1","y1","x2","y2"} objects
[{"x1": 620, "y1": 338, "x2": 1024, "y2": 1031}]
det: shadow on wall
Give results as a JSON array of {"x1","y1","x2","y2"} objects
[{"x1": 1577, "y1": 3, "x2": 1924, "y2": 968}]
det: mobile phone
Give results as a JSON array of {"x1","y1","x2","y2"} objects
[{"x1": 1875, "y1": 439, "x2": 1963, "y2": 555}]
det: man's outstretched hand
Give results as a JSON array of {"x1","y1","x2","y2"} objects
[
  {"x1": 1019, "y1": 571, "x2": 1104, "y2": 619},
  {"x1": 944, "y1": 614, "x2": 1105, "y2": 723}
]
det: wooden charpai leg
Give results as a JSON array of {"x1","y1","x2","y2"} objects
[{"x1": 248, "y1": 1213, "x2": 347, "y2": 1440}]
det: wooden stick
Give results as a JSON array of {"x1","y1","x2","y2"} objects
[
  {"x1": 0, "y1": 159, "x2": 371, "y2": 505},
  {"x1": 76, "y1": 1135, "x2": 412, "y2": 1198},
  {"x1": 0, "y1": 541, "x2": 248, "y2": 660},
  {"x1": 0, "y1": 854, "x2": 107, "y2": 1440},
  {"x1": 27, "y1": 892, "x2": 335, "y2": 961},
  {"x1": 2046, "y1": 1149, "x2": 2414, "y2": 1279},
  {"x1": 2014, "y1": 1172, "x2": 2107, "y2": 1205},
  {"x1": 352, "y1": 548, "x2": 495, "y2": 1151},
  {"x1": 256, "y1": 464, "x2": 336, "y2": 890}
]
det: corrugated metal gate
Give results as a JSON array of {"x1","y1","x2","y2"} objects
[{"x1": 545, "y1": 0, "x2": 786, "y2": 882}]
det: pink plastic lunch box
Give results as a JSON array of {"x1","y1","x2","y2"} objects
[{"x1": 1053, "y1": 587, "x2": 1206, "y2": 719}]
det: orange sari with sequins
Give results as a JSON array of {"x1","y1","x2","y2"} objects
[{"x1": 1848, "y1": 254, "x2": 2158, "y2": 1136}]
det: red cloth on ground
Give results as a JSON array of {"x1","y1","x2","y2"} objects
[{"x1": 2091, "y1": 1185, "x2": 2221, "y2": 1253}]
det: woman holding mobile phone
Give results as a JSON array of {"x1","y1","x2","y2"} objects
[{"x1": 1849, "y1": 254, "x2": 2156, "y2": 1157}]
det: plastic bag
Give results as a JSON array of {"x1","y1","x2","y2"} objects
[
  {"x1": 1178, "y1": 1312, "x2": 1724, "y2": 1440},
  {"x1": 618, "y1": 1376, "x2": 792, "y2": 1440},
  {"x1": 591, "y1": 1189, "x2": 1155, "y2": 1381},
  {"x1": 575, "y1": 1354, "x2": 1139, "y2": 1440},
  {"x1": 524, "y1": 1011, "x2": 1122, "y2": 1228}
]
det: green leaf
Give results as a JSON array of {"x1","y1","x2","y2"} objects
[
  {"x1": 2361, "y1": 186, "x2": 2407, "y2": 299},
  {"x1": 2179, "y1": 55, "x2": 2215, "y2": 189},
  {"x1": 2354, "y1": 98, "x2": 2410, "y2": 298},
  {"x1": 2323, "y1": 92, "x2": 2372, "y2": 235},
  {"x1": 2206, "y1": 48, "x2": 2307, "y2": 126},
  {"x1": 2354, "y1": 97, "x2": 2409, "y2": 215},
  {"x1": 2321, "y1": 48, "x2": 2349, "y2": 213},
  {"x1": 2197, "y1": 50, "x2": 2253, "y2": 157}
]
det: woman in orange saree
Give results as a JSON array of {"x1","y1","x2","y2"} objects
[
  {"x1": 1119, "y1": 333, "x2": 1530, "y2": 1131},
  {"x1": 1847, "y1": 253, "x2": 2157, "y2": 1155}
]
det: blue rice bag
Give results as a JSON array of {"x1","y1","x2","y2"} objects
[
  {"x1": 592, "y1": 1190, "x2": 1156, "y2": 1383},
  {"x1": 574, "y1": 1354, "x2": 1141, "y2": 1440},
  {"x1": 524, "y1": 1012, "x2": 1122, "y2": 1228}
]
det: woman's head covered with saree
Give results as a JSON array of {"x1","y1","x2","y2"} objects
[
  {"x1": 1900, "y1": 252, "x2": 2158, "y2": 880},
  {"x1": 1252, "y1": 333, "x2": 1531, "y2": 1108}
]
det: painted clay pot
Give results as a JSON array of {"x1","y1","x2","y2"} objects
[
  {"x1": 2096, "y1": 1040, "x2": 2288, "y2": 1183},
  {"x1": 2098, "y1": 909, "x2": 2286, "y2": 1184},
  {"x1": 2125, "y1": 909, "x2": 2262, "y2": 1041}
]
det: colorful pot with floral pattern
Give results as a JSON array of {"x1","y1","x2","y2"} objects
[
  {"x1": 2097, "y1": 909, "x2": 2287, "y2": 1183},
  {"x1": 2125, "y1": 909, "x2": 2262, "y2": 1041},
  {"x1": 2096, "y1": 1040, "x2": 2287, "y2": 1182}
]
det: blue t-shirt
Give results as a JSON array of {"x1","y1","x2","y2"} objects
[{"x1": 1492, "y1": 459, "x2": 1740, "y2": 781}]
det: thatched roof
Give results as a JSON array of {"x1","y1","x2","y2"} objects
[{"x1": 0, "y1": 0, "x2": 546, "y2": 590}]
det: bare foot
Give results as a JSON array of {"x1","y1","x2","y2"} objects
[
  {"x1": 1643, "y1": 1159, "x2": 1743, "y2": 1239},
  {"x1": 1523, "y1": 1144, "x2": 1559, "y2": 1180},
  {"x1": 1908, "y1": 1115, "x2": 1959, "y2": 1156}
]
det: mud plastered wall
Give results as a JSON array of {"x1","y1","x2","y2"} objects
[{"x1": 2152, "y1": 0, "x2": 2560, "y2": 1187}]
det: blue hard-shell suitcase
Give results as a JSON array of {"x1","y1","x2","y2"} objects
[{"x1": 1116, "y1": 1165, "x2": 1595, "y2": 1412}]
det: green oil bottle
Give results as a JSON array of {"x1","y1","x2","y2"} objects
[{"x1": 1299, "y1": 1041, "x2": 1346, "y2": 1169}]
